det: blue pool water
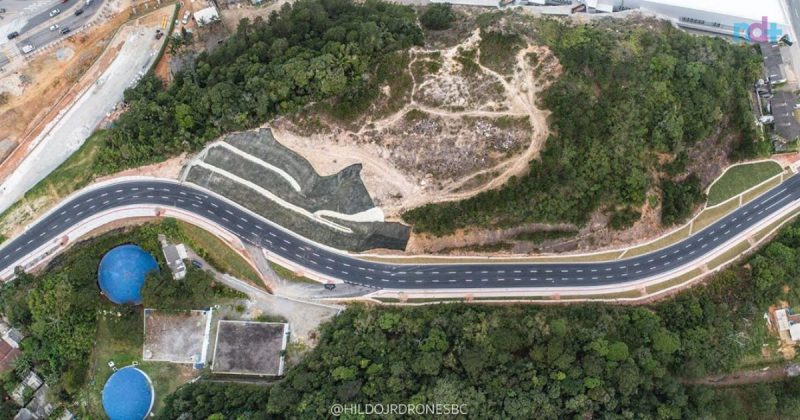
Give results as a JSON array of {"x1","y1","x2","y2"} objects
[
  {"x1": 102, "y1": 367, "x2": 154, "y2": 420},
  {"x1": 98, "y1": 244, "x2": 158, "y2": 304}
]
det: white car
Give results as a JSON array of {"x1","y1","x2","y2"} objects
[
  {"x1": 49, "y1": 8, "x2": 60, "y2": 17},
  {"x1": 49, "y1": 24, "x2": 59, "y2": 31}
]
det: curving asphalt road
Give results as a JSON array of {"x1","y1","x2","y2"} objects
[
  {"x1": 17, "y1": 0, "x2": 103, "y2": 48},
  {"x1": 2, "y1": 174, "x2": 800, "y2": 290}
]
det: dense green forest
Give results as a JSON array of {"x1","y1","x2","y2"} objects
[
  {"x1": 159, "y1": 376, "x2": 800, "y2": 419},
  {"x1": 403, "y1": 18, "x2": 764, "y2": 234},
  {"x1": 94, "y1": 0, "x2": 422, "y2": 173},
  {"x1": 156, "y1": 382, "x2": 271, "y2": 419},
  {"x1": 0, "y1": 220, "x2": 240, "y2": 398},
  {"x1": 157, "y1": 217, "x2": 800, "y2": 418}
]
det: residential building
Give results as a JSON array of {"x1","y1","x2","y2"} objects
[
  {"x1": 158, "y1": 235, "x2": 187, "y2": 280},
  {"x1": 194, "y1": 6, "x2": 220, "y2": 27}
]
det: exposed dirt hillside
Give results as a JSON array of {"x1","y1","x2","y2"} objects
[{"x1": 270, "y1": 25, "x2": 560, "y2": 221}]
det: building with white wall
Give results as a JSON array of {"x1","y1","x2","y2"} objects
[{"x1": 583, "y1": 0, "x2": 790, "y2": 41}]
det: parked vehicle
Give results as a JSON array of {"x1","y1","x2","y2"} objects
[
  {"x1": 6, "y1": 31, "x2": 18, "y2": 40},
  {"x1": 21, "y1": 44, "x2": 34, "y2": 54},
  {"x1": 191, "y1": 259, "x2": 202, "y2": 269},
  {"x1": 74, "y1": 8, "x2": 83, "y2": 16},
  {"x1": 49, "y1": 24, "x2": 59, "y2": 31},
  {"x1": 49, "y1": 8, "x2": 60, "y2": 17},
  {"x1": 60, "y1": 27, "x2": 70, "y2": 35},
  {"x1": 85, "y1": 0, "x2": 93, "y2": 5},
  {"x1": 0, "y1": 8, "x2": 6, "y2": 13},
  {"x1": 181, "y1": 10, "x2": 191, "y2": 25}
]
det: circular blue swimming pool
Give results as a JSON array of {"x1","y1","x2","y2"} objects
[
  {"x1": 102, "y1": 367, "x2": 154, "y2": 420},
  {"x1": 98, "y1": 244, "x2": 158, "y2": 305}
]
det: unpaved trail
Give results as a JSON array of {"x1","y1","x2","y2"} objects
[
  {"x1": 684, "y1": 364, "x2": 798, "y2": 387},
  {"x1": 273, "y1": 28, "x2": 558, "y2": 219}
]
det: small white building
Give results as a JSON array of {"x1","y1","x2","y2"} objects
[
  {"x1": 194, "y1": 6, "x2": 220, "y2": 27},
  {"x1": 776, "y1": 308, "x2": 791, "y2": 331},
  {"x1": 791, "y1": 324, "x2": 800, "y2": 342},
  {"x1": 2, "y1": 328, "x2": 23, "y2": 349},
  {"x1": 158, "y1": 235, "x2": 187, "y2": 280}
]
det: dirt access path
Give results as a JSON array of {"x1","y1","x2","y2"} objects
[
  {"x1": 685, "y1": 364, "x2": 800, "y2": 387},
  {"x1": 271, "y1": 28, "x2": 559, "y2": 220}
]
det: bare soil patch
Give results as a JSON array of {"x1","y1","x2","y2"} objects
[{"x1": 271, "y1": 26, "x2": 559, "y2": 221}]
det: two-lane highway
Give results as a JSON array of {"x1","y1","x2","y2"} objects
[{"x1": 2, "y1": 174, "x2": 800, "y2": 290}]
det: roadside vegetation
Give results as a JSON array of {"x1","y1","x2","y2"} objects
[
  {"x1": 0, "y1": 220, "x2": 243, "y2": 415},
  {"x1": 92, "y1": 0, "x2": 422, "y2": 174},
  {"x1": 268, "y1": 261, "x2": 318, "y2": 285},
  {"x1": 706, "y1": 161, "x2": 783, "y2": 206},
  {"x1": 174, "y1": 220, "x2": 263, "y2": 287},
  {"x1": 403, "y1": 18, "x2": 765, "y2": 235},
  {"x1": 153, "y1": 216, "x2": 800, "y2": 417}
]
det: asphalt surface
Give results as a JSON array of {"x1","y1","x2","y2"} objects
[
  {"x1": 788, "y1": 0, "x2": 800, "y2": 46},
  {"x1": 16, "y1": 0, "x2": 103, "y2": 49},
  {"x1": 0, "y1": 0, "x2": 103, "y2": 66},
  {"x1": 2, "y1": 175, "x2": 800, "y2": 290}
]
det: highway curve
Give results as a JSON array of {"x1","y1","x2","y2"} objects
[{"x1": 2, "y1": 174, "x2": 800, "y2": 290}]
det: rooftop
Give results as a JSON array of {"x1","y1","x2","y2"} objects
[
  {"x1": 211, "y1": 320, "x2": 288, "y2": 376},
  {"x1": 790, "y1": 324, "x2": 800, "y2": 342},
  {"x1": 0, "y1": 340, "x2": 20, "y2": 372},
  {"x1": 631, "y1": 0, "x2": 789, "y2": 26},
  {"x1": 161, "y1": 243, "x2": 187, "y2": 280},
  {"x1": 143, "y1": 309, "x2": 211, "y2": 364}
]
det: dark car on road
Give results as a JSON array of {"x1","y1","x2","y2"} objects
[
  {"x1": 60, "y1": 27, "x2": 70, "y2": 35},
  {"x1": 6, "y1": 31, "x2": 18, "y2": 40},
  {"x1": 191, "y1": 259, "x2": 202, "y2": 269},
  {"x1": 74, "y1": 8, "x2": 83, "y2": 16}
]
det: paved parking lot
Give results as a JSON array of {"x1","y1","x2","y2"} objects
[{"x1": 761, "y1": 42, "x2": 786, "y2": 82}]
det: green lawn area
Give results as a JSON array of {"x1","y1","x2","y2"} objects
[
  {"x1": 692, "y1": 199, "x2": 740, "y2": 234},
  {"x1": 268, "y1": 261, "x2": 319, "y2": 285},
  {"x1": 624, "y1": 224, "x2": 691, "y2": 258},
  {"x1": 77, "y1": 311, "x2": 192, "y2": 417},
  {"x1": 707, "y1": 161, "x2": 782, "y2": 206},
  {"x1": 174, "y1": 220, "x2": 265, "y2": 289}
]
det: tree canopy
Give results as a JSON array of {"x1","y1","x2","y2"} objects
[
  {"x1": 237, "y1": 218, "x2": 800, "y2": 418},
  {"x1": 403, "y1": 19, "x2": 763, "y2": 235},
  {"x1": 95, "y1": 0, "x2": 422, "y2": 173}
]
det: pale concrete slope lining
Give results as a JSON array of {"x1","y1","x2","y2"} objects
[
  {"x1": 212, "y1": 141, "x2": 302, "y2": 192},
  {"x1": 186, "y1": 129, "x2": 409, "y2": 251},
  {"x1": 189, "y1": 161, "x2": 355, "y2": 233},
  {"x1": 316, "y1": 207, "x2": 385, "y2": 223},
  {"x1": 220, "y1": 129, "x2": 376, "y2": 214}
]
